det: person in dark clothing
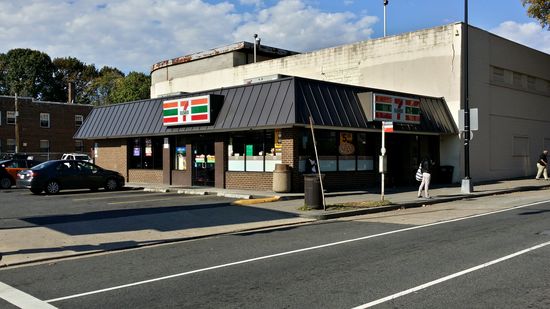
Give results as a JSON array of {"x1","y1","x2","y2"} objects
[
  {"x1": 417, "y1": 157, "x2": 434, "y2": 198},
  {"x1": 535, "y1": 150, "x2": 548, "y2": 180}
]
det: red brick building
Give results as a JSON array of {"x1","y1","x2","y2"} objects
[{"x1": 0, "y1": 96, "x2": 93, "y2": 160}]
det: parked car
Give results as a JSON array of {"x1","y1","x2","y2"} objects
[
  {"x1": 61, "y1": 153, "x2": 93, "y2": 163},
  {"x1": 16, "y1": 160, "x2": 125, "y2": 194},
  {"x1": 0, "y1": 167, "x2": 12, "y2": 189},
  {"x1": 0, "y1": 158, "x2": 42, "y2": 188}
]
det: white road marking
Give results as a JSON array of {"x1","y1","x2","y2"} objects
[
  {"x1": 73, "y1": 192, "x2": 181, "y2": 201},
  {"x1": 0, "y1": 281, "x2": 57, "y2": 308},
  {"x1": 351, "y1": 240, "x2": 550, "y2": 308},
  {"x1": 46, "y1": 199, "x2": 550, "y2": 303}
]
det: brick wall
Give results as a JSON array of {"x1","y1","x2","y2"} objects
[
  {"x1": 0, "y1": 96, "x2": 93, "y2": 154},
  {"x1": 94, "y1": 139, "x2": 128, "y2": 180},
  {"x1": 226, "y1": 171, "x2": 273, "y2": 191},
  {"x1": 129, "y1": 169, "x2": 163, "y2": 184}
]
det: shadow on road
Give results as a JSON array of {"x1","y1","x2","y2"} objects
[{"x1": 21, "y1": 202, "x2": 298, "y2": 236}]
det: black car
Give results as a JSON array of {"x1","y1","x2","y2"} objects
[
  {"x1": 0, "y1": 167, "x2": 12, "y2": 189},
  {"x1": 16, "y1": 160, "x2": 125, "y2": 194}
]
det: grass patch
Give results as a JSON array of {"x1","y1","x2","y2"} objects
[
  {"x1": 298, "y1": 200, "x2": 392, "y2": 211},
  {"x1": 327, "y1": 200, "x2": 392, "y2": 210}
]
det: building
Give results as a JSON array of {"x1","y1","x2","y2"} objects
[
  {"x1": 0, "y1": 96, "x2": 93, "y2": 160},
  {"x1": 150, "y1": 23, "x2": 550, "y2": 183},
  {"x1": 76, "y1": 76, "x2": 456, "y2": 191}
]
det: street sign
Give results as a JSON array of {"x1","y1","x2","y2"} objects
[{"x1": 382, "y1": 121, "x2": 393, "y2": 133}]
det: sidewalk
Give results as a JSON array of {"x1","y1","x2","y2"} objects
[{"x1": 1, "y1": 178, "x2": 549, "y2": 267}]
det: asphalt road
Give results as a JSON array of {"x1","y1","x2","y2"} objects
[{"x1": 0, "y1": 192, "x2": 549, "y2": 308}]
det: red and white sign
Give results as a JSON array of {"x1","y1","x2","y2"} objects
[
  {"x1": 382, "y1": 121, "x2": 394, "y2": 133},
  {"x1": 373, "y1": 93, "x2": 421, "y2": 124}
]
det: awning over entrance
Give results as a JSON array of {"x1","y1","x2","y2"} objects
[{"x1": 75, "y1": 76, "x2": 457, "y2": 139}]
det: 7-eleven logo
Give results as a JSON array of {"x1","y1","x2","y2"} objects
[{"x1": 163, "y1": 95, "x2": 211, "y2": 126}]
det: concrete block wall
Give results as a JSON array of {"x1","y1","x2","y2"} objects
[{"x1": 225, "y1": 171, "x2": 273, "y2": 191}]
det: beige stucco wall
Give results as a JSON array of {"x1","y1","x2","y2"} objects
[{"x1": 151, "y1": 23, "x2": 550, "y2": 183}]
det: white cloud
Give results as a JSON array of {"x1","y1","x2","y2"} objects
[
  {"x1": 0, "y1": 0, "x2": 377, "y2": 73},
  {"x1": 232, "y1": 0, "x2": 378, "y2": 52},
  {"x1": 491, "y1": 21, "x2": 550, "y2": 54}
]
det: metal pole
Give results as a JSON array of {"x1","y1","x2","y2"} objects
[
  {"x1": 383, "y1": 0, "x2": 388, "y2": 37},
  {"x1": 461, "y1": 0, "x2": 473, "y2": 193},
  {"x1": 253, "y1": 34, "x2": 258, "y2": 63},
  {"x1": 309, "y1": 116, "x2": 326, "y2": 210},
  {"x1": 381, "y1": 127, "x2": 385, "y2": 201},
  {"x1": 14, "y1": 92, "x2": 20, "y2": 153}
]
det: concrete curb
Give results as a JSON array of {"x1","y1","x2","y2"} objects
[{"x1": 231, "y1": 196, "x2": 281, "y2": 206}]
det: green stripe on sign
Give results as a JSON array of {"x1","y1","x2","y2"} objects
[
  {"x1": 406, "y1": 107, "x2": 420, "y2": 115},
  {"x1": 375, "y1": 103, "x2": 392, "y2": 112},
  {"x1": 191, "y1": 105, "x2": 208, "y2": 114},
  {"x1": 163, "y1": 109, "x2": 178, "y2": 117}
]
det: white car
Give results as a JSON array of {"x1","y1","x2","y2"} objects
[{"x1": 61, "y1": 153, "x2": 93, "y2": 163}]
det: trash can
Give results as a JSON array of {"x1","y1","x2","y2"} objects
[
  {"x1": 304, "y1": 174, "x2": 324, "y2": 209},
  {"x1": 438, "y1": 166, "x2": 454, "y2": 184},
  {"x1": 272, "y1": 164, "x2": 291, "y2": 193}
]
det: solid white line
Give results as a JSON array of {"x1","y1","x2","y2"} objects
[
  {"x1": 73, "y1": 192, "x2": 179, "y2": 201},
  {"x1": 351, "y1": 240, "x2": 550, "y2": 308},
  {"x1": 107, "y1": 198, "x2": 176, "y2": 205},
  {"x1": 46, "y1": 199, "x2": 550, "y2": 303},
  {"x1": 0, "y1": 281, "x2": 58, "y2": 308}
]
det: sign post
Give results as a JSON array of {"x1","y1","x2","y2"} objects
[{"x1": 380, "y1": 121, "x2": 393, "y2": 201}]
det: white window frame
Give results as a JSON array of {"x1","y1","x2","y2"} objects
[
  {"x1": 75, "y1": 115, "x2": 83, "y2": 128},
  {"x1": 40, "y1": 139, "x2": 50, "y2": 152},
  {"x1": 40, "y1": 113, "x2": 50, "y2": 128},
  {"x1": 7, "y1": 111, "x2": 15, "y2": 125}
]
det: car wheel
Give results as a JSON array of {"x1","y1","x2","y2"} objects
[
  {"x1": 105, "y1": 178, "x2": 118, "y2": 191},
  {"x1": 30, "y1": 188, "x2": 42, "y2": 194},
  {"x1": 0, "y1": 177, "x2": 11, "y2": 189},
  {"x1": 45, "y1": 181, "x2": 61, "y2": 194}
]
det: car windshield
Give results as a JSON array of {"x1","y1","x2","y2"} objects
[{"x1": 75, "y1": 155, "x2": 90, "y2": 160}]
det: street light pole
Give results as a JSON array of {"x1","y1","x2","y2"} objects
[
  {"x1": 383, "y1": 0, "x2": 388, "y2": 37},
  {"x1": 461, "y1": 0, "x2": 473, "y2": 193},
  {"x1": 14, "y1": 92, "x2": 20, "y2": 154}
]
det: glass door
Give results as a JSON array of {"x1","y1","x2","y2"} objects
[{"x1": 192, "y1": 143, "x2": 215, "y2": 186}]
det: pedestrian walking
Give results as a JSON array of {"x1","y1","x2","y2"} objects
[
  {"x1": 535, "y1": 150, "x2": 548, "y2": 180},
  {"x1": 417, "y1": 157, "x2": 434, "y2": 199}
]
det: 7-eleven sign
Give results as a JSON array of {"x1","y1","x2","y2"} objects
[
  {"x1": 163, "y1": 95, "x2": 211, "y2": 126},
  {"x1": 373, "y1": 94, "x2": 420, "y2": 124}
]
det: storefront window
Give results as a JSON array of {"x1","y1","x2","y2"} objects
[
  {"x1": 128, "y1": 137, "x2": 163, "y2": 169},
  {"x1": 298, "y1": 129, "x2": 374, "y2": 172},
  {"x1": 227, "y1": 130, "x2": 281, "y2": 172}
]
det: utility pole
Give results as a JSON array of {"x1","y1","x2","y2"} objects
[
  {"x1": 14, "y1": 92, "x2": 20, "y2": 153},
  {"x1": 461, "y1": 0, "x2": 473, "y2": 193}
]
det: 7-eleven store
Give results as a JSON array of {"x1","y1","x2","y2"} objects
[{"x1": 76, "y1": 76, "x2": 456, "y2": 191}]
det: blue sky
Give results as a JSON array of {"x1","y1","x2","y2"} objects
[{"x1": 0, "y1": 0, "x2": 547, "y2": 74}]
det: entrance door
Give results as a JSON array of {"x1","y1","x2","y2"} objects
[{"x1": 192, "y1": 143, "x2": 215, "y2": 186}]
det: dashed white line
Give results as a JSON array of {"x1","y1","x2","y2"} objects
[
  {"x1": 46, "y1": 199, "x2": 550, "y2": 304},
  {"x1": 0, "y1": 281, "x2": 57, "y2": 308},
  {"x1": 351, "y1": 240, "x2": 550, "y2": 308}
]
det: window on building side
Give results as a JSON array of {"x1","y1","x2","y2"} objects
[
  {"x1": 75, "y1": 115, "x2": 83, "y2": 128},
  {"x1": 527, "y1": 76, "x2": 537, "y2": 91},
  {"x1": 491, "y1": 67, "x2": 505, "y2": 83},
  {"x1": 7, "y1": 111, "x2": 15, "y2": 125},
  {"x1": 7, "y1": 139, "x2": 15, "y2": 152},
  {"x1": 40, "y1": 140, "x2": 50, "y2": 152},
  {"x1": 75, "y1": 140, "x2": 84, "y2": 152},
  {"x1": 40, "y1": 113, "x2": 50, "y2": 128},
  {"x1": 512, "y1": 72, "x2": 523, "y2": 88}
]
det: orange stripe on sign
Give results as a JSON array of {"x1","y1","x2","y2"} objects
[
  {"x1": 191, "y1": 98, "x2": 208, "y2": 105},
  {"x1": 163, "y1": 102, "x2": 178, "y2": 109},
  {"x1": 406, "y1": 100, "x2": 420, "y2": 107}
]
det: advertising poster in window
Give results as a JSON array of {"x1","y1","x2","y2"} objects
[
  {"x1": 176, "y1": 147, "x2": 186, "y2": 171},
  {"x1": 133, "y1": 139, "x2": 140, "y2": 157},
  {"x1": 145, "y1": 138, "x2": 152, "y2": 157},
  {"x1": 246, "y1": 144, "x2": 254, "y2": 157},
  {"x1": 339, "y1": 132, "x2": 355, "y2": 155}
]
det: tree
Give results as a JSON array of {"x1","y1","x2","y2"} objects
[
  {"x1": 88, "y1": 66, "x2": 125, "y2": 106},
  {"x1": 109, "y1": 71, "x2": 151, "y2": 104},
  {"x1": 52, "y1": 57, "x2": 98, "y2": 104},
  {"x1": 522, "y1": 0, "x2": 550, "y2": 29},
  {"x1": 0, "y1": 48, "x2": 56, "y2": 100}
]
